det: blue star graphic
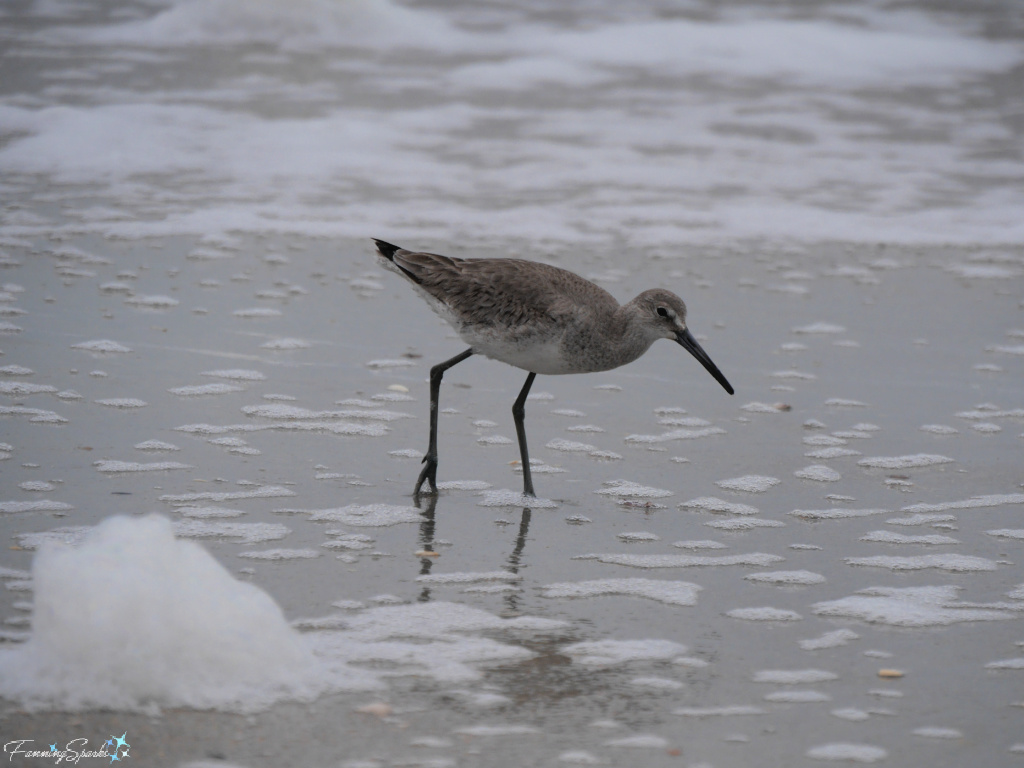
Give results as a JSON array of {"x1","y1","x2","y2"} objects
[{"x1": 50, "y1": 745, "x2": 57, "y2": 752}]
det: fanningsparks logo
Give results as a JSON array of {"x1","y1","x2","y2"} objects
[{"x1": 4, "y1": 733, "x2": 130, "y2": 764}]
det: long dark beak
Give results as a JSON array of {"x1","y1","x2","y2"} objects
[{"x1": 676, "y1": 328, "x2": 734, "y2": 395}]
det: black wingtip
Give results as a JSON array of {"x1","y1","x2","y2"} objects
[{"x1": 372, "y1": 238, "x2": 402, "y2": 261}]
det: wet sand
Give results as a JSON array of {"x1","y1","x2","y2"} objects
[{"x1": 2, "y1": 235, "x2": 1023, "y2": 767}]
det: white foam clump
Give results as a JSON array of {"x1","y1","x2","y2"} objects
[
  {"x1": 845, "y1": 554, "x2": 997, "y2": 572},
  {"x1": 0, "y1": 515, "x2": 322, "y2": 712},
  {"x1": 857, "y1": 454, "x2": 954, "y2": 469},
  {"x1": 541, "y1": 578, "x2": 701, "y2": 606},
  {"x1": 726, "y1": 607, "x2": 802, "y2": 621},
  {"x1": 71, "y1": 339, "x2": 132, "y2": 354},
  {"x1": 94, "y1": 460, "x2": 191, "y2": 473},
  {"x1": 805, "y1": 743, "x2": 887, "y2": 763},
  {"x1": 594, "y1": 480, "x2": 673, "y2": 498},
  {"x1": 588, "y1": 553, "x2": 784, "y2": 569},
  {"x1": 799, "y1": 629, "x2": 860, "y2": 651},
  {"x1": 716, "y1": 475, "x2": 780, "y2": 493},
  {"x1": 794, "y1": 465, "x2": 842, "y2": 482},
  {"x1": 744, "y1": 570, "x2": 825, "y2": 586},
  {"x1": 562, "y1": 638, "x2": 687, "y2": 666},
  {"x1": 680, "y1": 496, "x2": 758, "y2": 515},
  {"x1": 753, "y1": 669, "x2": 837, "y2": 684},
  {"x1": 295, "y1": 504, "x2": 423, "y2": 527},
  {"x1": 813, "y1": 585, "x2": 1019, "y2": 626},
  {"x1": 169, "y1": 383, "x2": 245, "y2": 396},
  {"x1": 860, "y1": 530, "x2": 959, "y2": 545}
]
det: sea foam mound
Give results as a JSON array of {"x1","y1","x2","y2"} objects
[{"x1": 0, "y1": 515, "x2": 328, "y2": 712}]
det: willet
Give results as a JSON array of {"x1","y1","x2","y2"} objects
[{"x1": 374, "y1": 239, "x2": 734, "y2": 498}]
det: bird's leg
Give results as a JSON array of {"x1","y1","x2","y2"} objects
[
  {"x1": 415, "y1": 348, "x2": 473, "y2": 497},
  {"x1": 512, "y1": 372, "x2": 538, "y2": 497}
]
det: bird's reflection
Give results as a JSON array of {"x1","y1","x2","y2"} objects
[{"x1": 413, "y1": 493, "x2": 532, "y2": 607}]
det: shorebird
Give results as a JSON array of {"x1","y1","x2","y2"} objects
[{"x1": 374, "y1": 239, "x2": 734, "y2": 497}]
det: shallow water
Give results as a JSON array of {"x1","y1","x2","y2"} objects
[{"x1": 1, "y1": 1, "x2": 1023, "y2": 766}]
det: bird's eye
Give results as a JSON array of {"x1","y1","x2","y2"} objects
[{"x1": 656, "y1": 307, "x2": 669, "y2": 317}]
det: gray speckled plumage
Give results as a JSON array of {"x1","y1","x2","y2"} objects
[{"x1": 372, "y1": 238, "x2": 733, "y2": 497}]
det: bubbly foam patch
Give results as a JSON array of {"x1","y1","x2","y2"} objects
[
  {"x1": 799, "y1": 629, "x2": 859, "y2": 651},
  {"x1": 790, "y1": 508, "x2": 888, "y2": 521},
  {"x1": 296, "y1": 504, "x2": 423, "y2": 527},
  {"x1": 586, "y1": 553, "x2": 784, "y2": 569},
  {"x1": 674, "y1": 705, "x2": 765, "y2": 717},
  {"x1": 845, "y1": 554, "x2": 997, "y2": 572},
  {"x1": 169, "y1": 383, "x2": 244, "y2": 396},
  {"x1": 813, "y1": 585, "x2": 1019, "y2": 626},
  {"x1": 805, "y1": 743, "x2": 887, "y2": 763},
  {"x1": 716, "y1": 475, "x2": 780, "y2": 493},
  {"x1": 859, "y1": 530, "x2": 960, "y2": 545},
  {"x1": 562, "y1": 639, "x2": 687, "y2": 666},
  {"x1": 594, "y1": 480, "x2": 673, "y2": 498},
  {"x1": 540, "y1": 578, "x2": 701, "y2": 606},
  {"x1": 726, "y1": 607, "x2": 802, "y2": 621},
  {"x1": 94, "y1": 460, "x2": 191, "y2": 473},
  {"x1": 680, "y1": 497, "x2": 759, "y2": 515},
  {"x1": 857, "y1": 454, "x2": 954, "y2": 469},
  {"x1": 753, "y1": 669, "x2": 837, "y2": 684},
  {"x1": 794, "y1": 465, "x2": 842, "y2": 482},
  {"x1": 744, "y1": 570, "x2": 825, "y2": 586},
  {"x1": 899, "y1": 493, "x2": 1024, "y2": 513},
  {"x1": 173, "y1": 520, "x2": 290, "y2": 545}
]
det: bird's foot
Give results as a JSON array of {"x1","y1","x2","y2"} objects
[{"x1": 414, "y1": 455, "x2": 439, "y2": 497}]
